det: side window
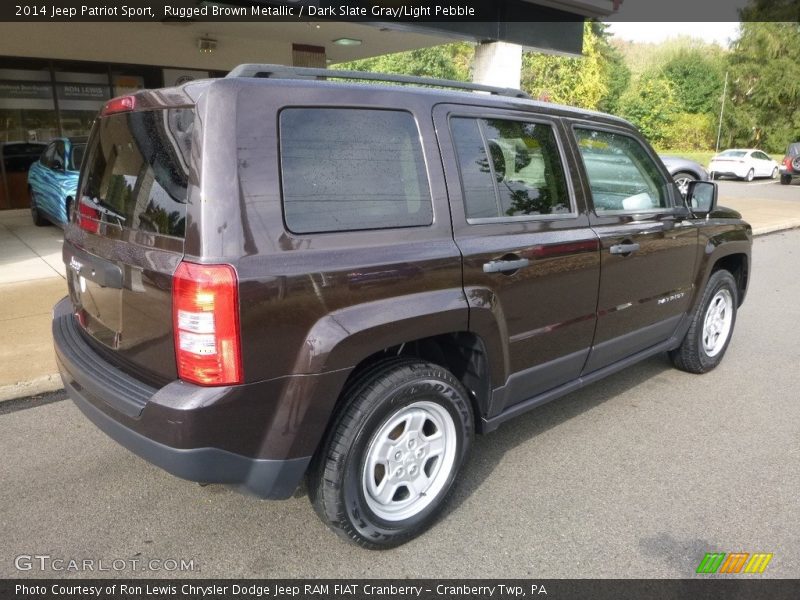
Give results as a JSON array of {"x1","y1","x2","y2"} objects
[
  {"x1": 575, "y1": 128, "x2": 670, "y2": 212},
  {"x1": 42, "y1": 144, "x2": 56, "y2": 168},
  {"x1": 279, "y1": 108, "x2": 432, "y2": 234},
  {"x1": 451, "y1": 116, "x2": 571, "y2": 220},
  {"x1": 53, "y1": 140, "x2": 66, "y2": 169}
]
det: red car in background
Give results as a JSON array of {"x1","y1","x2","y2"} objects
[{"x1": 780, "y1": 142, "x2": 800, "y2": 185}]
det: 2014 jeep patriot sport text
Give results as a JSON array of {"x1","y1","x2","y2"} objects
[{"x1": 53, "y1": 64, "x2": 752, "y2": 549}]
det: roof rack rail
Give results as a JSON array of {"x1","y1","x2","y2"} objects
[{"x1": 225, "y1": 63, "x2": 530, "y2": 99}]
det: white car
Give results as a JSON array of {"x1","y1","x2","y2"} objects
[{"x1": 709, "y1": 149, "x2": 780, "y2": 182}]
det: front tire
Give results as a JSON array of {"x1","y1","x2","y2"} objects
[
  {"x1": 308, "y1": 359, "x2": 473, "y2": 549},
  {"x1": 670, "y1": 270, "x2": 738, "y2": 374},
  {"x1": 29, "y1": 188, "x2": 48, "y2": 227}
]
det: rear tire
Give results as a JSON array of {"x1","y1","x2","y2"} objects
[
  {"x1": 781, "y1": 174, "x2": 792, "y2": 185},
  {"x1": 308, "y1": 359, "x2": 473, "y2": 549},
  {"x1": 672, "y1": 171, "x2": 694, "y2": 198},
  {"x1": 771, "y1": 167, "x2": 779, "y2": 179},
  {"x1": 745, "y1": 168, "x2": 754, "y2": 182},
  {"x1": 670, "y1": 270, "x2": 738, "y2": 374}
]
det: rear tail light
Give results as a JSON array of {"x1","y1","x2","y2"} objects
[
  {"x1": 77, "y1": 200, "x2": 100, "y2": 233},
  {"x1": 785, "y1": 156, "x2": 793, "y2": 169},
  {"x1": 172, "y1": 262, "x2": 242, "y2": 386},
  {"x1": 101, "y1": 95, "x2": 136, "y2": 116}
]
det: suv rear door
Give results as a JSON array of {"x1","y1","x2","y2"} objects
[
  {"x1": 63, "y1": 105, "x2": 194, "y2": 387},
  {"x1": 434, "y1": 105, "x2": 600, "y2": 417},
  {"x1": 569, "y1": 122, "x2": 699, "y2": 373}
]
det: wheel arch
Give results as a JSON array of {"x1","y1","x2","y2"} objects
[
  {"x1": 711, "y1": 252, "x2": 749, "y2": 306},
  {"x1": 334, "y1": 331, "x2": 493, "y2": 426}
]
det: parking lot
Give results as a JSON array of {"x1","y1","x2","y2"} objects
[{"x1": 1, "y1": 222, "x2": 798, "y2": 579}]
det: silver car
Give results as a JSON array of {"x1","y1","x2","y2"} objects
[{"x1": 659, "y1": 155, "x2": 710, "y2": 197}]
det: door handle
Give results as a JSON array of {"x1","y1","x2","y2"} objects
[
  {"x1": 482, "y1": 258, "x2": 530, "y2": 273},
  {"x1": 609, "y1": 243, "x2": 640, "y2": 256}
]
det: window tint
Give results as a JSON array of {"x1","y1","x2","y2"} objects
[
  {"x1": 451, "y1": 117, "x2": 570, "y2": 220},
  {"x1": 280, "y1": 108, "x2": 432, "y2": 234},
  {"x1": 720, "y1": 150, "x2": 747, "y2": 158},
  {"x1": 42, "y1": 144, "x2": 56, "y2": 168},
  {"x1": 80, "y1": 108, "x2": 193, "y2": 238},
  {"x1": 53, "y1": 140, "x2": 66, "y2": 169},
  {"x1": 69, "y1": 143, "x2": 86, "y2": 171},
  {"x1": 575, "y1": 128, "x2": 669, "y2": 212}
]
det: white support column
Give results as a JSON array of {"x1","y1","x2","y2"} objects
[{"x1": 472, "y1": 41, "x2": 523, "y2": 89}]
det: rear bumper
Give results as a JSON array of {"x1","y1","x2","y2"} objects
[
  {"x1": 66, "y1": 381, "x2": 309, "y2": 498},
  {"x1": 53, "y1": 297, "x2": 347, "y2": 499},
  {"x1": 710, "y1": 167, "x2": 747, "y2": 178}
]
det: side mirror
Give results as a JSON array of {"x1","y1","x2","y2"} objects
[{"x1": 686, "y1": 180, "x2": 717, "y2": 216}]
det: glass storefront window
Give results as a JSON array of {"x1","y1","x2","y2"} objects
[{"x1": 0, "y1": 68, "x2": 58, "y2": 142}]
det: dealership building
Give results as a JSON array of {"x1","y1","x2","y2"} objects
[{"x1": 0, "y1": 0, "x2": 615, "y2": 210}]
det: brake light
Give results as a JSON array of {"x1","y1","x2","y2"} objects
[
  {"x1": 101, "y1": 95, "x2": 136, "y2": 116},
  {"x1": 172, "y1": 262, "x2": 242, "y2": 386},
  {"x1": 785, "y1": 157, "x2": 793, "y2": 169},
  {"x1": 77, "y1": 200, "x2": 99, "y2": 233}
]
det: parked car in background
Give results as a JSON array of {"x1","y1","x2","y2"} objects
[
  {"x1": 659, "y1": 155, "x2": 709, "y2": 197},
  {"x1": 27, "y1": 136, "x2": 87, "y2": 226},
  {"x1": 779, "y1": 142, "x2": 800, "y2": 185},
  {"x1": 709, "y1": 149, "x2": 779, "y2": 182}
]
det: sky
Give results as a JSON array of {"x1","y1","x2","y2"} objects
[{"x1": 604, "y1": 22, "x2": 742, "y2": 47}]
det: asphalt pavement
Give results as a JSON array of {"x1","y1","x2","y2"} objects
[{"x1": 1, "y1": 229, "x2": 798, "y2": 579}]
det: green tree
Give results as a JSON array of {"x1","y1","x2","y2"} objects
[
  {"x1": 521, "y1": 21, "x2": 609, "y2": 109},
  {"x1": 726, "y1": 22, "x2": 800, "y2": 152},
  {"x1": 334, "y1": 43, "x2": 473, "y2": 81},
  {"x1": 593, "y1": 22, "x2": 631, "y2": 114},
  {"x1": 618, "y1": 72, "x2": 680, "y2": 145},
  {"x1": 662, "y1": 49, "x2": 725, "y2": 115},
  {"x1": 663, "y1": 112, "x2": 715, "y2": 150},
  {"x1": 740, "y1": 0, "x2": 800, "y2": 21}
]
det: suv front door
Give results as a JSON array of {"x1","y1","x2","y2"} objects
[
  {"x1": 435, "y1": 105, "x2": 601, "y2": 417},
  {"x1": 570, "y1": 123, "x2": 699, "y2": 373}
]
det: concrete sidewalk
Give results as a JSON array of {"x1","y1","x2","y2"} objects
[
  {"x1": 0, "y1": 187, "x2": 798, "y2": 402},
  {"x1": 0, "y1": 210, "x2": 67, "y2": 401}
]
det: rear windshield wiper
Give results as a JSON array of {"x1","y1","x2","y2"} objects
[{"x1": 81, "y1": 196, "x2": 127, "y2": 228}]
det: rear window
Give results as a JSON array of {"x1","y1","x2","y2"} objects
[
  {"x1": 279, "y1": 108, "x2": 432, "y2": 234},
  {"x1": 719, "y1": 150, "x2": 747, "y2": 158},
  {"x1": 79, "y1": 108, "x2": 193, "y2": 238}
]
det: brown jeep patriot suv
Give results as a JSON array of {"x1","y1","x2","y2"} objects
[{"x1": 53, "y1": 64, "x2": 752, "y2": 548}]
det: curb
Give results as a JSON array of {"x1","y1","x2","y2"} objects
[
  {"x1": 752, "y1": 223, "x2": 800, "y2": 237},
  {"x1": 0, "y1": 223, "x2": 798, "y2": 405},
  {"x1": 0, "y1": 373, "x2": 63, "y2": 403}
]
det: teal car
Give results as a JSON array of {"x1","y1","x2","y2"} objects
[{"x1": 27, "y1": 137, "x2": 87, "y2": 226}]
